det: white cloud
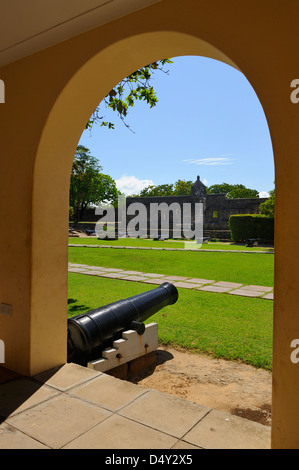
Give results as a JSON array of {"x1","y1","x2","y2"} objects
[
  {"x1": 183, "y1": 155, "x2": 234, "y2": 166},
  {"x1": 115, "y1": 175, "x2": 154, "y2": 196},
  {"x1": 259, "y1": 191, "x2": 269, "y2": 198}
]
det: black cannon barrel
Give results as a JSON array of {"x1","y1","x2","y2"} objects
[{"x1": 67, "y1": 282, "x2": 178, "y2": 365}]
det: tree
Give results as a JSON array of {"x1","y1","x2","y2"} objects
[
  {"x1": 259, "y1": 188, "x2": 275, "y2": 217},
  {"x1": 139, "y1": 183, "x2": 174, "y2": 197},
  {"x1": 207, "y1": 183, "x2": 259, "y2": 198},
  {"x1": 206, "y1": 183, "x2": 235, "y2": 195},
  {"x1": 86, "y1": 59, "x2": 173, "y2": 131},
  {"x1": 70, "y1": 145, "x2": 119, "y2": 222},
  {"x1": 134, "y1": 179, "x2": 193, "y2": 197},
  {"x1": 226, "y1": 187, "x2": 259, "y2": 199},
  {"x1": 173, "y1": 179, "x2": 193, "y2": 195}
]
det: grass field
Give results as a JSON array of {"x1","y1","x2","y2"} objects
[
  {"x1": 68, "y1": 273, "x2": 273, "y2": 370},
  {"x1": 68, "y1": 246, "x2": 274, "y2": 287}
]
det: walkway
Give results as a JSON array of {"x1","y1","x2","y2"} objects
[
  {"x1": 0, "y1": 363, "x2": 271, "y2": 449},
  {"x1": 68, "y1": 263, "x2": 274, "y2": 300}
]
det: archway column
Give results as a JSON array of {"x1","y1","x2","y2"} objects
[
  {"x1": 0, "y1": 66, "x2": 71, "y2": 375},
  {"x1": 270, "y1": 118, "x2": 299, "y2": 449}
]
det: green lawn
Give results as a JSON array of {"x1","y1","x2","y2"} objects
[
  {"x1": 68, "y1": 246, "x2": 274, "y2": 286},
  {"x1": 68, "y1": 273, "x2": 273, "y2": 370}
]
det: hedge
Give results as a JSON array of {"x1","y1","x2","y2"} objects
[{"x1": 229, "y1": 214, "x2": 274, "y2": 243}]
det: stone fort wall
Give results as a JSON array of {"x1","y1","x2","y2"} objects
[
  {"x1": 124, "y1": 193, "x2": 267, "y2": 239},
  {"x1": 76, "y1": 177, "x2": 267, "y2": 240}
]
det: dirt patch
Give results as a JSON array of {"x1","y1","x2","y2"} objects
[{"x1": 126, "y1": 346, "x2": 272, "y2": 427}]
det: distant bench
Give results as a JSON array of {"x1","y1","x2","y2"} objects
[
  {"x1": 196, "y1": 237, "x2": 210, "y2": 244},
  {"x1": 247, "y1": 238, "x2": 260, "y2": 247}
]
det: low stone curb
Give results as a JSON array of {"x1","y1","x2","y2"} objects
[{"x1": 68, "y1": 244, "x2": 274, "y2": 254}]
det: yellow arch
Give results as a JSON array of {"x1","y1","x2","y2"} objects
[{"x1": 31, "y1": 31, "x2": 266, "y2": 372}]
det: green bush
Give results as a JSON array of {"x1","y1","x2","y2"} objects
[
  {"x1": 229, "y1": 214, "x2": 274, "y2": 243},
  {"x1": 69, "y1": 206, "x2": 74, "y2": 221}
]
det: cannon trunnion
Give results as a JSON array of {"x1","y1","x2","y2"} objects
[{"x1": 67, "y1": 282, "x2": 178, "y2": 366}]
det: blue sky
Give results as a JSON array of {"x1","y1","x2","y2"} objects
[{"x1": 79, "y1": 55, "x2": 274, "y2": 198}]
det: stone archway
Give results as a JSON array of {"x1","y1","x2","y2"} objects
[
  {"x1": 1, "y1": 0, "x2": 299, "y2": 448},
  {"x1": 31, "y1": 31, "x2": 243, "y2": 375}
]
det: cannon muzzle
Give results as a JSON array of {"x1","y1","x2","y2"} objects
[{"x1": 67, "y1": 282, "x2": 178, "y2": 365}]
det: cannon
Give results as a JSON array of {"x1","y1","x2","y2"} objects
[{"x1": 67, "y1": 282, "x2": 178, "y2": 366}]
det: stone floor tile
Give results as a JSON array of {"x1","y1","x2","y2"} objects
[
  {"x1": 0, "y1": 378, "x2": 59, "y2": 418},
  {"x1": 122, "y1": 275, "x2": 151, "y2": 282},
  {"x1": 98, "y1": 272, "x2": 128, "y2": 278},
  {"x1": 173, "y1": 282, "x2": 203, "y2": 289},
  {"x1": 162, "y1": 276, "x2": 189, "y2": 281},
  {"x1": 183, "y1": 409, "x2": 271, "y2": 449},
  {"x1": 34, "y1": 363, "x2": 102, "y2": 391},
  {"x1": 143, "y1": 279, "x2": 166, "y2": 285},
  {"x1": 142, "y1": 273, "x2": 166, "y2": 278},
  {"x1": 212, "y1": 281, "x2": 243, "y2": 288},
  {"x1": 198, "y1": 285, "x2": 232, "y2": 293},
  {"x1": 79, "y1": 270, "x2": 107, "y2": 276},
  {"x1": 118, "y1": 270, "x2": 145, "y2": 275},
  {"x1": 241, "y1": 285, "x2": 273, "y2": 292},
  {"x1": 95, "y1": 268, "x2": 124, "y2": 272},
  {"x1": 186, "y1": 278, "x2": 215, "y2": 284},
  {"x1": 6, "y1": 395, "x2": 111, "y2": 449},
  {"x1": 262, "y1": 293, "x2": 274, "y2": 300},
  {"x1": 69, "y1": 374, "x2": 148, "y2": 411},
  {"x1": 63, "y1": 414, "x2": 178, "y2": 449},
  {"x1": 119, "y1": 390, "x2": 210, "y2": 438},
  {"x1": 172, "y1": 440, "x2": 203, "y2": 449},
  {"x1": 228, "y1": 289, "x2": 262, "y2": 297},
  {"x1": 0, "y1": 423, "x2": 49, "y2": 449},
  {"x1": 81, "y1": 266, "x2": 106, "y2": 270}
]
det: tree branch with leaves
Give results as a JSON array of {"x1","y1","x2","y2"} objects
[{"x1": 86, "y1": 59, "x2": 173, "y2": 132}]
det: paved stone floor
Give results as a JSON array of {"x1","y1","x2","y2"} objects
[
  {"x1": 0, "y1": 363, "x2": 271, "y2": 449},
  {"x1": 68, "y1": 263, "x2": 274, "y2": 300}
]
